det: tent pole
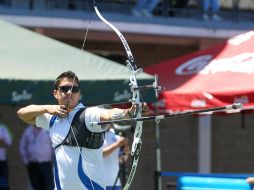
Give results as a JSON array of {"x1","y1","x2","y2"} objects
[
  {"x1": 154, "y1": 102, "x2": 162, "y2": 190},
  {"x1": 198, "y1": 115, "x2": 212, "y2": 173}
]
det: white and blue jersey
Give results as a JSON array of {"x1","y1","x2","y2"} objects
[{"x1": 36, "y1": 103, "x2": 107, "y2": 190}]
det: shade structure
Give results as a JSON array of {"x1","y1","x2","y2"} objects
[
  {"x1": 145, "y1": 31, "x2": 254, "y2": 112},
  {"x1": 0, "y1": 19, "x2": 155, "y2": 105}
]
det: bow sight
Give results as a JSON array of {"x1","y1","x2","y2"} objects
[{"x1": 127, "y1": 61, "x2": 162, "y2": 100}]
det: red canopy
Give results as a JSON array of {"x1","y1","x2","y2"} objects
[{"x1": 145, "y1": 31, "x2": 254, "y2": 112}]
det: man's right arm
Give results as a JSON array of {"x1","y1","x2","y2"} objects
[
  {"x1": 17, "y1": 105, "x2": 51, "y2": 124},
  {"x1": 17, "y1": 105, "x2": 68, "y2": 124}
]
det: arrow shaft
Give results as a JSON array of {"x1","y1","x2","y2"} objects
[{"x1": 91, "y1": 103, "x2": 242, "y2": 125}]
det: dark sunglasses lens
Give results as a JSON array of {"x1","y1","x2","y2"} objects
[
  {"x1": 72, "y1": 86, "x2": 80, "y2": 93},
  {"x1": 59, "y1": 86, "x2": 79, "y2": 93},
  {"x1": 59, "y1": 86, "x2": 69, "y2": 93}
]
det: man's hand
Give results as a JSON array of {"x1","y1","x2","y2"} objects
[
  {"x1": 17, "y1": 104, "x2": 69, "y2": 124},
  {"x1": 47, "y1": 105, "x2": 69, "y2": 118},
  {"x1": 127, "y1": 102, "x2": 150, "y2": 117}
]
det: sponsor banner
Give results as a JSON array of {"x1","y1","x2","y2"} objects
[{"x1": 145, "y1": 30, "x2": 254, "y2": 112}]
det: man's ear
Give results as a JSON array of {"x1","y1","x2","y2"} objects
[{"x1": 53, "y1": 90, "x2": 58, "y2": 99}]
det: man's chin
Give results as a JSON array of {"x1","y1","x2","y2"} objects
[{"x1": 66, "y1": 102, "x2": 78, "y2": 109}]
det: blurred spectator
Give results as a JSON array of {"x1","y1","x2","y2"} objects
[
  {"x1": 172, "y1": 0, "x2": 189, "y2": 8},
  {"x1": 131, "y1": 0, "x2": 159, "y2": 17},
  {"x1": 169, "y1": 0, "x2": 190, "y2": 16},
  {"x1": 246, "y1": 177, "x2": 254, "y2": 189},
  {"x1": 0, "y1": 114, "x2": 12, "y2": 190},
  {"x1": 103, "y1": 127, "x2": 130, "y2": 190},
  {"x1": 19, "y1": 125, "x2": 54, "y2": 190},
  {"x1": 247, "y1": 177, "x2": 254, "y2": 183},
  {"x1": 202, "y1": 0, "x2": 222, "y2": 21}
]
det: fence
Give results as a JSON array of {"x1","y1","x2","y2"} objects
[{"x1": 1, "y1": 0, "x2": 253, "y2": 22}]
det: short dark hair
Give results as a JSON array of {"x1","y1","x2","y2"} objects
[{"x1": 54, "y1": 71, "x2": 80, "y2": 90}]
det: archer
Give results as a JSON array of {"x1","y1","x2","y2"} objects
[{"x1": 17, "y1": 71, "x2": 149, "y2": 190}]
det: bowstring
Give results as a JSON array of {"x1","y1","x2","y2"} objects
[
  {"x1": 81, "y1": 5, "x2": 93, "y2": 51},
  {"x1": 63, "y1": 74, "x2": 95, "y2": 190},
  {"x1": 63, "y1": 2, "x2": 96, "y2": 189}
]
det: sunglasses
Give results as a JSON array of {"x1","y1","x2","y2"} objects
[{"x1": 58, "y1": 86, "x2": 80, "y2": 93}]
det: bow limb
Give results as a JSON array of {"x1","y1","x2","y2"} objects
[
  {"x1": 93, "y1": 5, "x2": 137, "y2": 71},
  {"x1": 123, "y1": 74, "x2": 143, "y2": 190}
]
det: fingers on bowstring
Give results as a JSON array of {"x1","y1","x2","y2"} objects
[
  {"x1": 58, "y1": 105, "x2": 69, "y2": 117},
  {"x1": 60, "y1": 105, "x2": 66, "y2": 109}
]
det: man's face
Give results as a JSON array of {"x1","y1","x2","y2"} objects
[{"x1": 53, "y1": 77, "x2": 80, "y2": 110}]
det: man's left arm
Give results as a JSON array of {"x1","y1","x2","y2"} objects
[
  {"x1": 100, "y1": 103, "x2": 149, "y2": 122},
  {"x1": 85, "y1": 103, "x2": 149, "y2": 132}
]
